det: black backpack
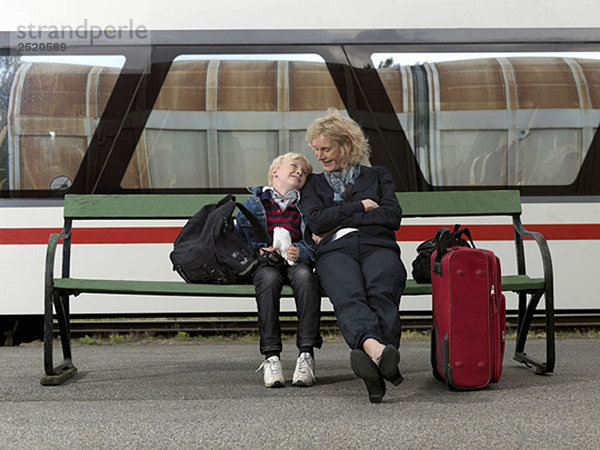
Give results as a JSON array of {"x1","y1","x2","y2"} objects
[
  {"x1": 170, "y1": 195, "x2": 269, "y2": 284},
  {"x1": 411, "y1": 224, "x2": 474, "y2": 283}
]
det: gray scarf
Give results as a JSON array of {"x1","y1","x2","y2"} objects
[{"x1": 324, "y1": 164, "x2": 361, "y2": 202}]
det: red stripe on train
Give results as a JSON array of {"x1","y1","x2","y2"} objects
[
  {"x1": 394, "y1": 224, "x2": 600, "y2": 241},
  {"x1": 0, "y1": 227, "x2": 180, "y2": 245},
  {"x1": 2, "y1": 224, "x2": 600, "y2": 245}
]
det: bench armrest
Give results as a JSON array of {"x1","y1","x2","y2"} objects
[
  {"x1": 512, "y1": 216, "x2": 555, "y2": 374},
  {"x1": 513, "y1": 217, "x2": 554, "y2": 292},
  {"x1": 42, "y1": 228, "x2": 78, "y2": 383},
  {"x1": 45, "y1": 229, "x2": 70, "y2": 291}
]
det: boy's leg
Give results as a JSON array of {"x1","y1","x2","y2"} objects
[
  {"x1": 253, "y1": 265, "x2": 284, "y2": 356},
  {"x1": 287, "y1": 263, "x2": 320, "y2": 386},
  {"x1": 287, "y1": 263, "x2": 323, "y2": 353}
]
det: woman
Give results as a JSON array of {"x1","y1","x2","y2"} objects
[{"x1": 301, "y1": 110, "x2": 407, "y2": 403}]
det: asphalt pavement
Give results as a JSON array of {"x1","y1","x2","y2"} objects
[{"x1": 1, "y1": 336, "x2": 599, "y2": 449}]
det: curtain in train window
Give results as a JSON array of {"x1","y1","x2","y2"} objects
[
  {"x1": 1, "y1": 55, "x2": 125, "y2": 193},
  {"x1": 372, "y1": 52, "x2": 600, "y2": 187},
  {"x1": 122, "y1": 54, "x2": 347, "y2": 189}
]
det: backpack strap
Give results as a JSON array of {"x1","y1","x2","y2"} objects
[{"x1": 234, "y1": 200, "x2": 272, "y2": 246}]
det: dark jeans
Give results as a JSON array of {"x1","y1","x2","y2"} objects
[
  {"x1": 252, "y1": 262, "x2": 323, "y2": 355},
  {"x1": 316, "y1": 233, "x2": 406, "y2": 350}
]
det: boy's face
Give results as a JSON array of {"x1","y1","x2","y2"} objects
[{"x1": 271, "y1": 159, "x2": 309, "y2": 193}]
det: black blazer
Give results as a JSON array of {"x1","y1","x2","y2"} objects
[{"x1": 301, "y1": 165, "x2": 402, "y2": 246}]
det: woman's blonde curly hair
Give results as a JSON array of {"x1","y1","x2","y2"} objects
[{"x1": 305, "y1": 109, "x2": 370, "y2": 166}]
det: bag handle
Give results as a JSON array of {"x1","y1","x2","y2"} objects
[
  {"x1": 432, "y1": 224, "x2": 476, "y2": 277},
  {"x1": 433, "y1": 227, "x2": 450, "y2": 242},
  {"x1": 451, "y1": 224, "x2": 475, "y2": 248},
  {"x1": 218, "y1": 194, "x2": 235, "y2": 206},
  {"x1": 432, "y1": 228, "x2": 451, "y2": 277}
]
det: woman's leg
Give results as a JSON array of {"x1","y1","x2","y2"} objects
[
  {"x1": 316, "y1": 247, "x2": 383, "y2": 350},
  {"x1": 362, "y1": 338, "x2": 386, "y2": 362},
  {"x1": 360, "y1": 245, "x2": 406, "y2": 349},
  {"x1": 358, "y1": 245, "x2": 406, "y2": 386}
]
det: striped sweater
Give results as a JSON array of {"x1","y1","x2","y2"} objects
[{"x1": 262, "y1": 199, "x2": 302, "y2": 242}]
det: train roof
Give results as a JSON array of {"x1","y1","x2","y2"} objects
[{"x1": 3, "y1": 0, "x2": 600, "y2": 32}]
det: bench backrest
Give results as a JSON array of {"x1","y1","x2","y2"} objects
[
  {"x1": 63, "y1": 190, "x2": 522, "y2": 220},
  {"x1": 63, "y1": 194, "x2": 251, "y2": 219},
  {"x1": 398, "y1": 190, "x2": 521, "y2": 218}
]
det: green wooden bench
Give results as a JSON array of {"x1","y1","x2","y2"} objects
[{"x1": 42, "y1": 190, "x2": 554, "y2": 385}]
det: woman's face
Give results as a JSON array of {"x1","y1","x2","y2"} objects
[{"x1": 311, "y1": 134, "x2": 346, "y2": 172}]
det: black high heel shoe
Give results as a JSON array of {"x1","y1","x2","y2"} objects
[
  {"x1": 350, "y1": 349, "x2": 386, "y2": 403},
  {"x1": 377, "y1": 344, "x2": 404, "y2": 386}
]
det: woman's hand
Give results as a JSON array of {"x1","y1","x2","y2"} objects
[
  {"x1": 361, "y1": 199, "x2": 380, "y2": 211},
  {"x1": 286, "y1": 244, "x2": 299, "y2": 262}
]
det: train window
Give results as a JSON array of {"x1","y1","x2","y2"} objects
[
  {"x1": 372, "y1": 52, "x2": 600, "y2": 187},
  {"x1": 121, "y1": 54, "x2": 347, "y2": 189},
  {"x1": 1, "y1": 55, "x2": 126, "y2": 193}
]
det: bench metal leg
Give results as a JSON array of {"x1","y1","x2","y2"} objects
[
  {"x1": 41, "y1": 290, "x2": 77, "y2": 386},
  {"x1": 513, "y1": 289, "x2": 555, "y2": 375}
]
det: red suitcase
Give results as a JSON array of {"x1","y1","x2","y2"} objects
[{"x1": 430, "y1": 239, "x2": 506, "y2": 390}]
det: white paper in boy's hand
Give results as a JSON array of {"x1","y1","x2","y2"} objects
[{"x1": 273, "y1": 227, "x2": 295, "y2": 266}]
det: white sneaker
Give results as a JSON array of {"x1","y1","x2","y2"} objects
[
  {"x1": 292, "y1": 352, "x2": 316, "y2": 387},
  {"x1": 256, "y1": 356, "x2": 285, "y2": 388}
]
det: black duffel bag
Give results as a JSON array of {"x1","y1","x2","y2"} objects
[
  {"x1": 170, "y1": 195, "x2": 269, "y2": 284},
  {"x1": 411, "y1": 224, "x2": 474, "y2": 283}
]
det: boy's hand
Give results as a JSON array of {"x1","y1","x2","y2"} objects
[
  {"x1": 259, "y1": 246, "x2": 277, "y2": 255},
  {"x1": 286, "y1": 244, "x2": 299, "y2": 262}
]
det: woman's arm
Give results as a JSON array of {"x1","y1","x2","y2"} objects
[
  {"x1": 300, "y1": 174, "x2": 364, "y2": 235},
  {"x1": 340, "y1": 167, "x2": 402, "y2": 230}
]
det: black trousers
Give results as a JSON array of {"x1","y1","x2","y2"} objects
[
  {"x1": 316, "y1": 233, "x2": 406, "y2": 350},
  {"x1": 252, "y1": 262, "x2": 323, "y2": 355}
]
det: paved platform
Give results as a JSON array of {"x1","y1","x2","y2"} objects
[{"x1": 1, "y1": 337, "x2": 599, "y2": 448}]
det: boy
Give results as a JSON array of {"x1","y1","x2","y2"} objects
[{"x1": 236, "y1": 153, "x2": 322, "y2": 387}]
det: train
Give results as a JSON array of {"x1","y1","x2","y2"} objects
[{"x1": 1, "y1": 0, "x2": 600, "y2": 344}]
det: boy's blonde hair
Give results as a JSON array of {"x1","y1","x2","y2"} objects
[
  {"x1": 268, "y1": 152, "x2": 313, "y2": 185},
  {"x1": 305, "y1": 108, "x2": 371, "y2": 166}
]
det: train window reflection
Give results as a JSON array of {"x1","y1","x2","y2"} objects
[
  {"x1": 372, "y1": 52, "x2": 600, "y2": 187},
  {"x1": 2, "y1": 55, "x2": 126, "y2": 192},
  {"x1": 121, "y1": 54, "x2": 346, "y2": 190}
]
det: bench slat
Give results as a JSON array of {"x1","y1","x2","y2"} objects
[
  {"x1": 397, "y1": 190, "x2": 522, "y2": 217},
  {"x1": 403, "y1": 275, "x2": 545, "y2": 295},
  {"x1": 54, "y1": 278, "x2": 292, "y2": 297},
  {"x1": 63, "y1": 190, "x2": 521, "y2": 220},
  {"x1": 63, "y1": 194, "x2": 251, "y2": 219},
  {"x1": 54, "y1": 275, "x2": 544, "y2": 297}
]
